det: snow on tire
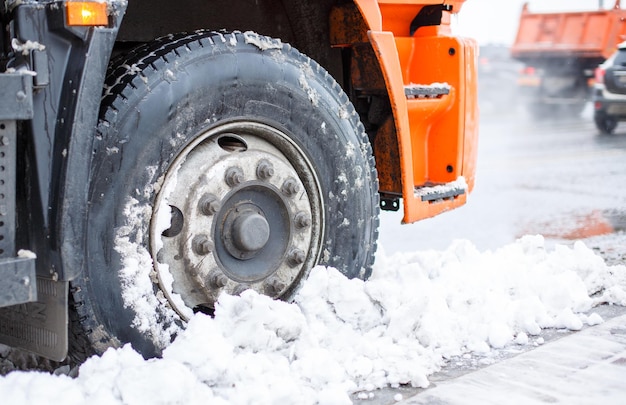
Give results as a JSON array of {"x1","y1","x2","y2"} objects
[{"x1": 69, "y1": 31, "x2": 379, "y2": 359}]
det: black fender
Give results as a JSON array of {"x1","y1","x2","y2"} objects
[{"x1": 13, "y1": 1, "x2": 126, "y2": 281}]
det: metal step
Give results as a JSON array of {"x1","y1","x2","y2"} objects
[
  {"x1": 414, "y1": 178, "x2": 467, "y2": 202},
  {"x1": 404, "y1": 83, "x2": 450, "y2": 99}
]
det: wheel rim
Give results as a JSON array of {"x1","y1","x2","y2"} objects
[{"x1": 150, "y1": 121, "x2": 323, "y2": 319}]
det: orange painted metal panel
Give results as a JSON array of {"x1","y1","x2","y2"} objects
[
  {"x1": 353, "y1": 0, "x2": 382, "y2": 31},
  {"x1": 360, "y1": 1, "x2": 478, "y2": 223},
  {"x1": 368, "y1": 31, "x2": 415, "y2": 209}
]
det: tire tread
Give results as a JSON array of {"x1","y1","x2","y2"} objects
[{"x1": 69, "y1": 30, "x2": 380, "y2": 361}]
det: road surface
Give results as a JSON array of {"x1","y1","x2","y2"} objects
[
  {"x1": 379, "y1": 105, "x2": 626, "y2": 258},
  {"x1": 372, "y1": 105, "x2": 626, "y2": 404}
]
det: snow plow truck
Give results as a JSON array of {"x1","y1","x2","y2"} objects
[
  {"x1": 0, "y1": 0, "x2": 478, "y2": 362},
  {"x1": 511, "y1": 0, "x2": 626, "y2": 118}
]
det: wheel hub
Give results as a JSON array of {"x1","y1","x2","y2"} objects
[
  {"x1": 150, "y1": 122, "x2": 323, "y2": 320},
  {"x1": 224, "y1": 204, "x2": 270, "y2": 258}
]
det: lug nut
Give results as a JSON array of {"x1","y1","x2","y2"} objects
[
  {"x1": 233, "y1": 283, "x2": 250, "y2": 296},
  {"x1": 281, "y1": 178, "x2": 300, "y2": 197},
  {"x1": 294, "y1": 211, "x2": 311, "y2": 229},
  {"x1": 208, "y1": 271, "x2": 228, "y2": 288},
  {"x1": 199, "y1": 194, "x2": 221, "y2": 215},
  {"x1": 192, "y1": 235, "x2": 212, "y2": 255},
  {"x1": 264, "y1": 277, "x2": 286, "y2": 295},
  {"x1": 287, "y1": 248, "x2": 305, "y2": 267},
  {"x1": 225, "y1": 167, "x2": 244, "y2": 187},
  {"x1": 256, "y1": 160, "x2": 275, "y2": 180}
]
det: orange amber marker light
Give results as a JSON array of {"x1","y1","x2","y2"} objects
[{"x1": 66, "y1": 2, "x2": 108, "y2": 26}]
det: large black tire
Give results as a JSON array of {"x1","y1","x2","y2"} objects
[
  {"x1": 70, "y1": 31, "x2": 379, "y2": 359},
  {"x1": 594, "y1": 113, "x2": 618, "y2": 135}
]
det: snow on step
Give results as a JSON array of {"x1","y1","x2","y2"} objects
[
  {"x1": 404, "y1": 82, "x2": 451, "y2": 99},
  {"x1": 414, "y1": 177, "x2": 467, "y2": 202}
]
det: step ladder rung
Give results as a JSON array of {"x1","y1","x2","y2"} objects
[
  {"x1": 404, "y1": 83, "x2": 450, "y2": 99},
  {"x1": 414, "y1": 177, "x2": 467, "y2": 202}
]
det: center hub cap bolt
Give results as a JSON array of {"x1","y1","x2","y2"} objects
[{"x1": 232, "y1": 210, "x2": 271, "y2": 252}]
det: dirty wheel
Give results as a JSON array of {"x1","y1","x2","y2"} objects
[
  {"x1": 69, "y1": 31, "x2": 379, "y2": 359},
  {"x1": 594, "y1": 113, "x2": 617, "y2": 135},
  {"x1": 154, "y1": 122, "x2": 323, "y2": 319}
]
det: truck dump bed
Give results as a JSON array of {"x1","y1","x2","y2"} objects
[{"x1": 511, "y1": 1, "x2": 626, "y2": 62}]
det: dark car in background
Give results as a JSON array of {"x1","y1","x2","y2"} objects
[{"x1": 593, "y1": 42, "x2": 626, "y2": 134}]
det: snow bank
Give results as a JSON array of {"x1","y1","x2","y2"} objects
[{"x1": 1, "y1": 235, "x2": 625, "y2": 404}]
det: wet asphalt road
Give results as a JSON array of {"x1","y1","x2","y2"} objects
[{"x1": 379, "y1": 104, "x2": 626, "y2": 259}]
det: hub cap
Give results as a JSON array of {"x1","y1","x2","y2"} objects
[{"x1": 150, "y1": 121, "x2": 323, "y2": 319}]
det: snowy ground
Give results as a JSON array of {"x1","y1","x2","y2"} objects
[
  {"x1": 0, "y1": 236, "x2": 625, "y2": 404},
  {"x1": 2, "y1": 108, "x2": 626, "y2": 403}
]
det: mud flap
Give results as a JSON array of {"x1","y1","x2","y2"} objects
[{"x1": 0, "y1": 276, "x2": 68, "y2": 361}]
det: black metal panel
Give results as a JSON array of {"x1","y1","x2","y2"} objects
[
  {"x1": 0, "y1": 276, "x2": 67, "y2": 361},
  {"x1": 15, "y1": 3, "x2": 76, "y2": 234},
  {"x1": 117, "y1": 0, "x2": 343, "y2": 87},
  {"x1": 0, "y1": 120, "x2": 17, "y2": 258},
  {"x1": 0, "y1": 257, "x2": 36, "y2": 307},
  {"x1": 118, "y1": 0, "x2": 293, "y2": 43},
  {"x1": 58, "y1": 2, "x2": 126, "y2": 281},
  {"x1": 0, "y1": 74, "x2": 34, "y2": 120},
  {"x1": 409, "y1": 5, "x2": 444, "y2": 36},
  {"x1": 11, "y1": 2, "x2": 125, "y2": 281}
]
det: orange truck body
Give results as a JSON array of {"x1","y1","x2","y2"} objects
[
  {"x1": 511, "y1": 1, "x2": 626, "y2": 115},
  {"x1": 344, "y1": 0, "x2": 479, "y2": 224}
]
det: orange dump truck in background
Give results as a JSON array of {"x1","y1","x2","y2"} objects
[
  {"x1": 511, "y1": 0, "x2": 626, "y2": 118},
  {"x1": 0, "y1": 0, "x2": 477, "y2": 363}
]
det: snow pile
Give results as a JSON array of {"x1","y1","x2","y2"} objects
[{"x1": 1, "y1": 235, "x2": 625, "y2": 404}]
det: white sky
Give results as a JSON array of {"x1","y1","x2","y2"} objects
[{"x1": 454, "y1": 0, "x2": 615, "y2": 45}]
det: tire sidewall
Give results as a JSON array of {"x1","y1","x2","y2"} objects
[
  {"x1": 594, "y1": 111, "x2": 617, "y2": 135},
  {"x1": 81, "y1": 34, "x2": 378, "y2": 354}
]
